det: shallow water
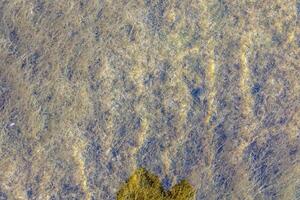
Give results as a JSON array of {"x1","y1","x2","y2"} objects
[{"x1": 0, "y1": 0, "x2": 299, "y2": 199}]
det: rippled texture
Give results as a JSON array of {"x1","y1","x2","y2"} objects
[{"x1": 0, "y1": 0, "x2": 299, "y2": 199}]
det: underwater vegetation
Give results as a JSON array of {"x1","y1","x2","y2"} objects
[
  {"x1": 117, "y1": 168, "x2": 195, "y2": 200},
  {"x1": 0, "y1": 0, "x2": 299, "y2": 199}
]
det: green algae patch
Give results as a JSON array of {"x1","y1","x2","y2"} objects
[
  {"x1": 117, "y1": 168, "x2": 195, "y2": 200},
  {"x1": 167, "y1": 180, "x2": 195, "y2": 200}
]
